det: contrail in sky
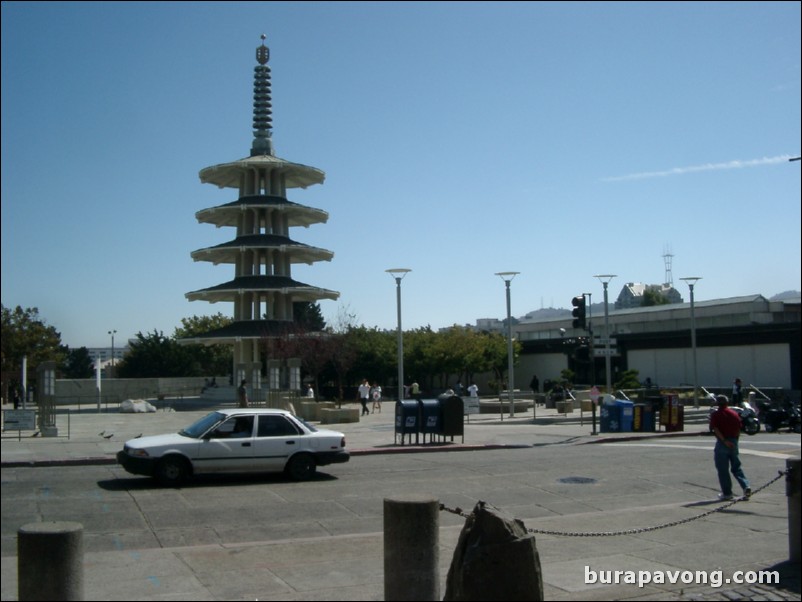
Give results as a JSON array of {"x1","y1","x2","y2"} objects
[{"x1": 602, "y1": 154, "x2": 794, "y2": 182}]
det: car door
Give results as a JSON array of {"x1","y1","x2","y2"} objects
[
  {"x1": 194, "y1": 415, "x2": 255, "y2": 474},
  {"x1": 251, "y1": 414, "x2": 303, "y2": 472}
]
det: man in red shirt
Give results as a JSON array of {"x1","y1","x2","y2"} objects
[{"x1": 709, "y1": 395, "x2": 751, "y2": 501}]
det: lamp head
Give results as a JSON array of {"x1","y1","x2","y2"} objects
[{"x1": 495, "y1": 271, "x2": 520, "y2": 282}]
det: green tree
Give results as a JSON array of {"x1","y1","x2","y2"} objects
[
  {"x1": 462, "y1": 330, "x2": 501, "y2": 384},
  {"x1": 614, "y1": 369, "x2": 641, "y2": 390},
  {"x1": 1, "y1": 305, "x2": 64, "y2": 400},
  {"x1": 642, "y1": 288, "x2": 670, "y2": 307},
  {"x1": 60, "y1": 346, "x2": 95, "y2": 379},
  {"x1": 116, "y1": 330, "x2": 196, "y2": 378},
  {"x1": 324, "y1": 307, "x2": 360, "y2": 402},
  {"x1": 174, "y1": 313, "x2": 234, "y2": 376},
  {"x1": 347, "y1": 326, "x2": 396, "y2": 387},
  {"x1": 293, "y1": 302, "x2": 326, "y2": 332},
  {"x1": 404, "y1": 327, "x2": 438, "y2": 390},
  {"x1": 485, "y1": 331, "x2": 518, "y2": 388}
]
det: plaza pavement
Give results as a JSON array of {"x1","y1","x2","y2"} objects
[{"x1": 1, "y1": 399, "x2": 799, "y2": 601}]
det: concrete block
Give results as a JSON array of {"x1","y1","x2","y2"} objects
[{"x1": 320, "y1": 408, "x2": 360, "y2": 424}]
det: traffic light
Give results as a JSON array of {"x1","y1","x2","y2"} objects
[{"x1": 572, "y1": 295, "x2": 586, "y2": 330}]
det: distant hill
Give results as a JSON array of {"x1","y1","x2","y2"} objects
[
  {"x1": 523, "y1": 291, "x2": 800, "y2": 320},
  {"x1": 770, "y1": 290, "x2": 801, "y2": 301},
  {"x1": 523, "y1": 307, "x2": 570, "y2": 319},
  {"x1": 523, "y1": 303, "x2": 606, "y2": 320}
]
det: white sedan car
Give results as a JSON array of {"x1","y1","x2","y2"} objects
[{"x1": 117, "y1": 408, "x2": 349, "y2": 485}]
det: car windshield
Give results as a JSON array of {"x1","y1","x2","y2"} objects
[
  {"x1": 293, "y1": 415, "x2": 318, "y2": 432},
  {"x1": 179, "y1": 411, "x2": 226, "y2": 438}
]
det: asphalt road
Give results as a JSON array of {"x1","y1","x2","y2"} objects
[
  {"x1": 2, "y1": 420, "x2": 800, "y2": 600},
  {"x1": 3, "y1": 433, "x2": 799, "y2": 597}
]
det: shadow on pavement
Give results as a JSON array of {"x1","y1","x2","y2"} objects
[{"x1": 97, "y1": 470, "x2": 340, "y2": 491}]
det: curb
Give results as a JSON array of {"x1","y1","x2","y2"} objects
[
  {"x1": 0, "y1": 431, "x2": 712, "y2": 468},
  {"x1": 0, "y1": 443, "x2": 535, "y2": 468}
]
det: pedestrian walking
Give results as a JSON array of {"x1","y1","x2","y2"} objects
[
  {"x1": 731, "y1": 378, "x2": 743, "y2": 405},
  {"x1": 709, "y1": 394, "x2": 751, "y2": 501},
  {"x1": 358, "y1": 379, "x2": 371, "y2": 415},
  {"x1": 371, "y1": 382, "x2": 382, "y2": 413},
  {"x1": 237, "y1": 380, "x2": 249, "y2": 408}
]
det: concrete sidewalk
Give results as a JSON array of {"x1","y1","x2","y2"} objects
[
  {"x1": 2, "y1": 401, "x2": 799, "y2": 601},
  {"x1": 1, "y1": 400, "x2": 713, "y2": 467}
]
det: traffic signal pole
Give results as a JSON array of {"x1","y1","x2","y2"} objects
[
  {"x1": 586, "y1": 293, "x2": 597, "y2": 435},
  {"x1": 574, "y1": 293, "x2": 597, "y2": 435}
]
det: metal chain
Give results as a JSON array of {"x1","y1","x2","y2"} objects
[{"x1": 440, "y1": 468, "x2": 788, "y2": 538}]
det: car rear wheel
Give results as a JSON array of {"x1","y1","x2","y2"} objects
[
  {"x1": 156, "y1": 456, "x2": 189, "y2": 486},
  {"x1": 286, "y1": 453, "x2": 316, "y2": 481}
]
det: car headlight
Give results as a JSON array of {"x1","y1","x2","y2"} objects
[{"x1": 128, "y1": 448, "x2": 150, "y2": 458}]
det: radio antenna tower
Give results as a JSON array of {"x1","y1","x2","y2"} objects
[{"x1": 662, "y1": 244, "x2": 674, "y2": 287}]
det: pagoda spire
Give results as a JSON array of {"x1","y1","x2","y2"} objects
[{"x1": 251, "y1": 34, "x2": 274, "y2": 157}]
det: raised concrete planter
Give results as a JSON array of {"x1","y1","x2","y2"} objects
[
  {"x1": 320, "y1": 408, "x2": 360, "y2": 424},
  {"x1": 556, "y1": 401, "x2": 574, "y2": 414},
  {"x1": 479, "y1": 400, "x2": 533, "y2": 414},
  {"x1": 297, "y1": 401, "x2": 336, "y2": 421}
]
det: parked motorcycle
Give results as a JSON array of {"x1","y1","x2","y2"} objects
[
  {"x1": 737, "y1": 400, "x2": 761, "y2": 435},
  {"x1": 708, "y1": 399, "x2": 760, "y2": 436},
  {"x1": 762, "y1": 402, "x2": 801, "y2": 433}
]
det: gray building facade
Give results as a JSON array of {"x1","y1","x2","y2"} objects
[{"x1": 513, "y1": 295, "x2": 801, "y2": 394}]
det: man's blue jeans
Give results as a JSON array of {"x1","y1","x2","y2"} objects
[{"x1": 714, "y1": 438, "x2": 749, "y2": 496}]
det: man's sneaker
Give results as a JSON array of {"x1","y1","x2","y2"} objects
[
  {"x1": 743, "y1": 488, "x2": 752, "y2": 500},
  {"x1": 718, "y1": 493, "x2": 734, "y2": 501}
]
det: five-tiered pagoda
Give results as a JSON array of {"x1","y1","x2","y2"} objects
[{"x1": 183, "y1": 35, "x2": 338, "y2": 399}]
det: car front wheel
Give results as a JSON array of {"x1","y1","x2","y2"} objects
[
  {"x1": 286, "y1": 453, "x2": 316, "y2": 481},
  {"x1": 156, "y1": 456, "x2": 189, "y2": 486}
]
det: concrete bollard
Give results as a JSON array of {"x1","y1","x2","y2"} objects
[
  {"x1": 18, "y1": 521, "x2": 84, "y2": 601},
  {"x1": 787, "y1": 457, "x2": 800, "y2": 563},
  {"x1": 384, "y1": 495, "x2": 440, "y2": 601}
]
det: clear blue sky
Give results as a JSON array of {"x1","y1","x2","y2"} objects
[{"x1": 2, "y1": 1, "x2": 800, "y2": 349}]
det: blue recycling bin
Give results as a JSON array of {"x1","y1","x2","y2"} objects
[
  {"x1": 616, "y1": 400, "x2": 634, "y2": 432},
  {"x1": 600, "y1": 402, "x2": 621, "y2": 433}
]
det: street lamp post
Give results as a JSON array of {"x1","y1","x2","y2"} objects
[
  {"x1": 593, "y1": 275, "x2": 616, "y2": 395},
  {"x1": 496, "y1": 272, "x2": 520, "y2": 418},
  {"x1": 680, "y1": 277, "x2": 702, "y2": 408},
  {"x1": 386, "y1": 269, "x2": 411, "y2": 402},
  {"x1": 107, "y1": 330, "x2": 117, "y2": 378}
]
